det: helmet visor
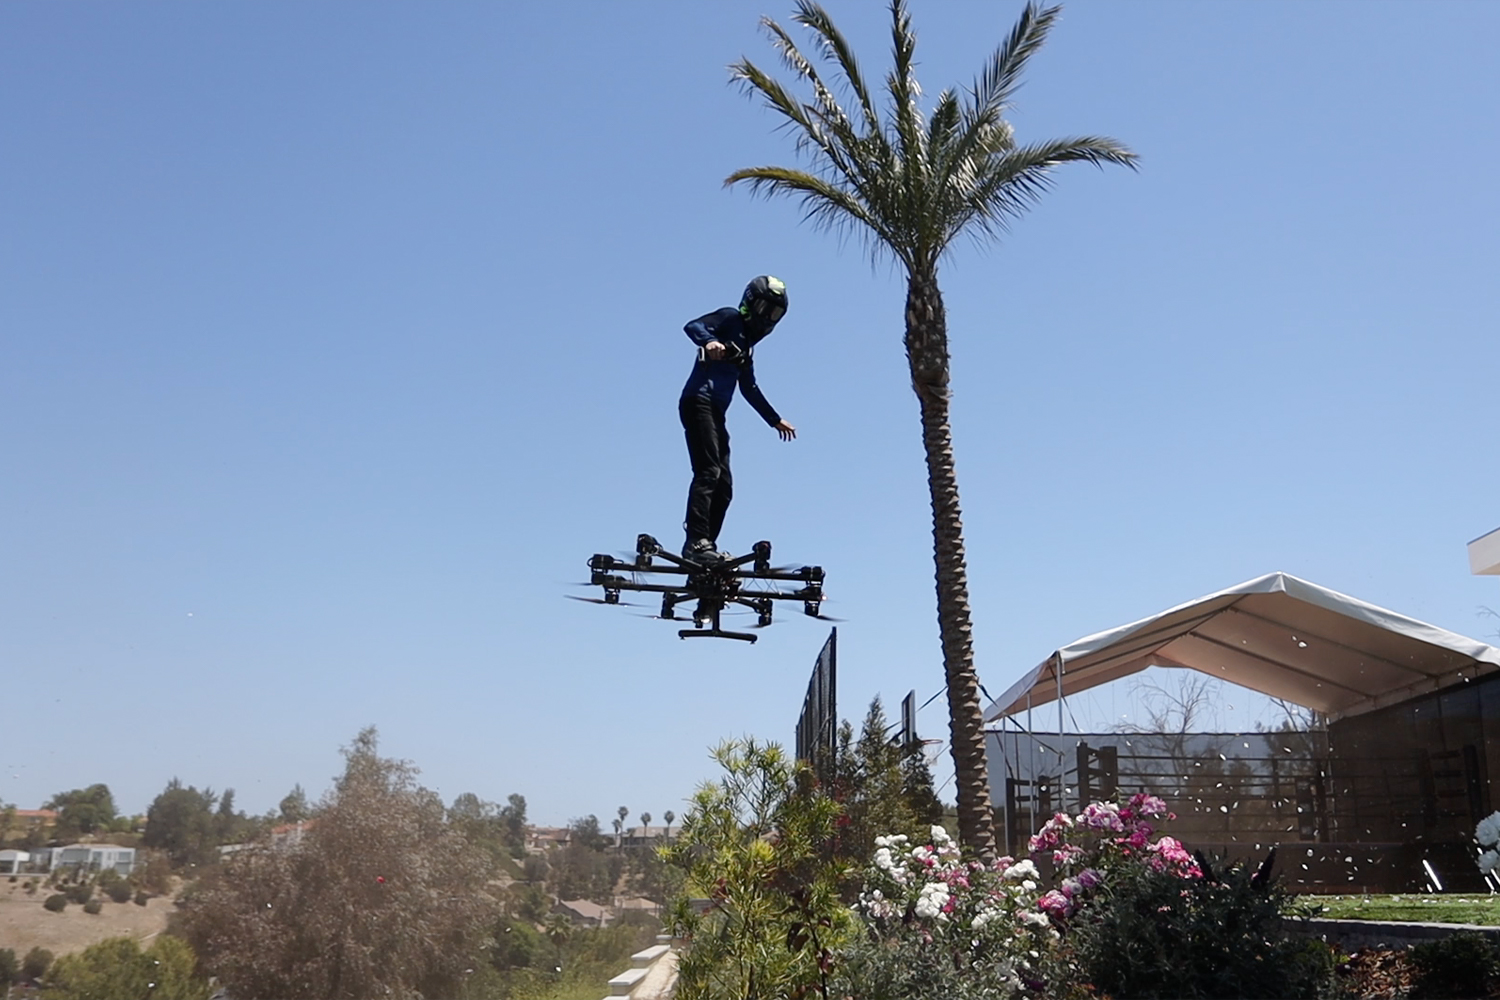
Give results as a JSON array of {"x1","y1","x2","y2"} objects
[{"x1": 750, "y1": 298, "x2": 786, "y2": 325}]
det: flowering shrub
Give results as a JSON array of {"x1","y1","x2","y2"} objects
[
  {"x1": 1475, "y1": 810, "x2": 1500, "y2": 875},
  {"x1": 839, "y1": 793, "x2": 1332, "y2": 1000},
  {"x1": 839, "y1": 825, "x2": 1074, "y2": 999}
]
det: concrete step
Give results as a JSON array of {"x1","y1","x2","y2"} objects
[
  {"x1": 607, "y1": 966, "x2": 650, "y2": 996},
  {"x1": 631, "y1": 944, "x2": 670, "y2": 968}
]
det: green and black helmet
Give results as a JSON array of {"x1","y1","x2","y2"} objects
[{"x1": 739, "y1": 275, "x2": 788, "y2": 329}]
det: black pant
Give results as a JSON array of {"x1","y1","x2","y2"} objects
[{"x1": 680, "y1": 395, "x2": 731, "y2": 547}]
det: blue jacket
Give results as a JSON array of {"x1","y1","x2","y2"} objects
[{"x1": 679, "y1": 307, "x2": 782, "y2": 426}]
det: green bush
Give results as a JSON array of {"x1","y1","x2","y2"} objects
[
  {"x1": 43, "y1": 893, "x2": 68, "y2": 912},
  {"x1": 63, "y1": 881, "x2": 93, "y2": 904},
  {"x1": 0, "y1": 948, "x2": 18, "y2": 989},
  {"x1": 25, "y1": 878, "x2": 38, "y2": 894},
  {"x1": 1408, "y1": 931, "x2": 1499, "y2": 1000},
  {"x1": 106, "y1": 882, "x2": 132, "y2": 903},
  {"x1": 134, "y1": 889, "x2": 150, "y2": 906},
  {"x1": 83, "y1": 899, "x2": 103, "y2": 915},
  {"x1": 23, "y1": 946, "x2": 54, "y2": 982},
  {"x1": 1067, "y1": 852, "x2": 1331, "y2": 1000}
]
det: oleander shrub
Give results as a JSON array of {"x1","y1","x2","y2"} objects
[
  {"x1": 23, "y1": 946, "x2": 54, "y2": 982},
  {"x1": 1408, "y1": 930, "x2": 1499, "y2": 1000},
  {"x1": 83, "y1": 898, "x2": 103, "y2": 914},
  {"x1": 1067, "y1": 852, "x2": 1330, "y2": 999},
  {"x1": 44, "y1": 893, "x2": 68, "y2": 912}
]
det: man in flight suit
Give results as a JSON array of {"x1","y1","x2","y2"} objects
[{"x1": 679, "y1": 275, "x2": 796, "y2": 562}]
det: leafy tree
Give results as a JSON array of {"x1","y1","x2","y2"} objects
[
  {"x1": 142, "y1": 779, "x2": 219, "y2": 866},
  {"x1": 727, "y1": 0, "x2": 1135, "y2": 857},
  {"x1": 175, "y1": 727, "x2": 496, "y2": 1000},
  {"x1": 544, "y1": 912, "x2": 573, "y2": 971},
  {"x1": 521, "y1": 853, "x2": 549, "y2": 885},
  {"x1": 22, "y1": 946, "x2": 53, "y2": 982},
  {"x1": 507, "y1": 881, "x2": 552, "y2": 923},
  {"x1": 498, "y1": 793, "x2": 528, "y2": 855},
  {"x1": 549, "y1": 817, "x2": 616, "y2": 903},
  {"x1": 129, "y1": 849, "x2": 174, "y2": 896},
  {"x1": 662, "y1": 739, "x2": 850, "y2": 1000},
  {"x1": 278, "y1": 783, "x2": 311, "y2": 824},
  {"x1": 45, "y1": 784, "x2": 117, "y2": 839},
  {"x1": 41, "y1": 935, "x2": 208, "y2": 1000},
  {"x1": 901, "y1": 748, "x2": 944, "y2": 829},
  {"x1": 829, "y1": 698, "x2": 929, "y2": 870},
  {"x1": 569, "y1": 814, "x2": 608, "y2": 852}
]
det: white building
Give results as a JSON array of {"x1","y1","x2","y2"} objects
[
  {"x1": 1471, "y1": 527, "x2": 1500, "y2": 576},
  {"x1": 0, "y1": 849, "x2": 30, "y2": 874},
  {"x1": 31, "y1": 844, "x2": 136, "y2": 875}
]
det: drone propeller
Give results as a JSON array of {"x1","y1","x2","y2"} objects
[{"x1": 565, "y1": 594, "x2": 645, "y2": 608}]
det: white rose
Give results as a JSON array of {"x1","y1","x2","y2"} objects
[
  {"x1": 1003, "y1": 859, "x2": 1040, "y2": 881},
  {"x1": 931, "y1": 825, "x2": 951, "y2": 844},
  {"x1": 1477, "y1": 812, "x2": 1500, "y2": 848}
]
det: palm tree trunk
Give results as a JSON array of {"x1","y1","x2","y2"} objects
[{"x1": 904, "y1": 268, "x2": 997, "y2": 861}]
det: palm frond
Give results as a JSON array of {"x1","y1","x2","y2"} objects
[
  {"x1": 971, "y1": 2, "x2": 1060, "y2": 117},
  {"x1": 728, "y1": 0, "x2": 1135, "y2": 274},
  {"x1": 731, "y1": 56, "x2": 858, "y2": 186},
  {"x1": 725, "y1": 166, "x2": 910, "y2": 269},
  {"x1": 791, "y1": 0, "x2": 883, "y2": 139},
  {"x1": 949, "y1": 136, "x2": 1138, "y2": 244},
  {"x1": 882, "y1": 0, "x2": 932, "y2": 265}
]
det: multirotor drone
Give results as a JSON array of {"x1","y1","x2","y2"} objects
[{"x1": 573, "y1": 534, "x2": 833, "y2": 643}]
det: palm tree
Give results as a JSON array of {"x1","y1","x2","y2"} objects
[
  {"x1": 663, "y1": 809, "x2": 675, "y2": 840},
  {"x1": 728, "y1": 0, "x2": 1135, "y2": 858},
  {"x1": 639, "y1": 811, "x2": 652, "y2": 842}
]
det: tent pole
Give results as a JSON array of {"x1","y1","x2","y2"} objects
[
  {"x1": 1056, "y1": 654, "x2": 1065, "y2": 811},
  {"x1": 1027, "y1": 691, "x2": 1035, "y2": 837}
]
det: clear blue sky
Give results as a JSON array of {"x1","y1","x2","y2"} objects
[{"x1": 4, "y1": 1, "x2": 1497, "y2": 825}]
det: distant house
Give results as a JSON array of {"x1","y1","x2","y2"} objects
[
  {"x1": 0, "y1": 849, "x2": 30, "y2": 874},
  {"x1": 7, "y1": 809, "x2": 57, "y2": 834},
  {"x1": 269, "y1": 820, "x2": 314, "y2": 850},
  {"x1": 31, "y1": 844, "x2": 136, "y2": 875},
  {"x1": 526, "y1": 826, "x2": 571, "y2": 854},
  {"x1": 554, "y1": 898, "x2": 611, "y2": 927},
  {"x1": 614, "y1": 895, "x2": 662, "y2": 918},
  {"x1": 617, "y1": 825, "x2": 670, "y2": 849},
  {"x1": 220, "y1": 820, "x2": 317, "y2": 859}
]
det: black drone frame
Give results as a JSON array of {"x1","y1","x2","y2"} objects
[{"x1": 586, "y1": 534, "x2": 826, "y2": 643}]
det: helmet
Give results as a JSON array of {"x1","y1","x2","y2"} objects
[{"x1": 739, "y1": 275, "x2": 788, "y2": 329}]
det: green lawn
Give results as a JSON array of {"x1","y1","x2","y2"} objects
[{"x1": 1302, "y1": 894, "x2": 1500, "y2": 925}]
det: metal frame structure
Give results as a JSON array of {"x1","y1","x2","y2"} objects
[{"x1": 585, "y1": 534, "x2": 827, "y2": 643}]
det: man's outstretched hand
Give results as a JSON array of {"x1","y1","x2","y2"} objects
[{"x1": 775, "y1": 420, "x2": 797, "y2": 441}]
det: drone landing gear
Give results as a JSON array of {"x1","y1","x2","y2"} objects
[
  {"x1": 679, "y1": 604, "x2": 757, "y2": 643},
  {"x1": 578, "y1": 534, "x2": 827, "y2": 643}
]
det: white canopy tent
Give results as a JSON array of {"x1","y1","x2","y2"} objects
[{"x1": 985, "y1": 572, "x2": 1500, "y2": 725}]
